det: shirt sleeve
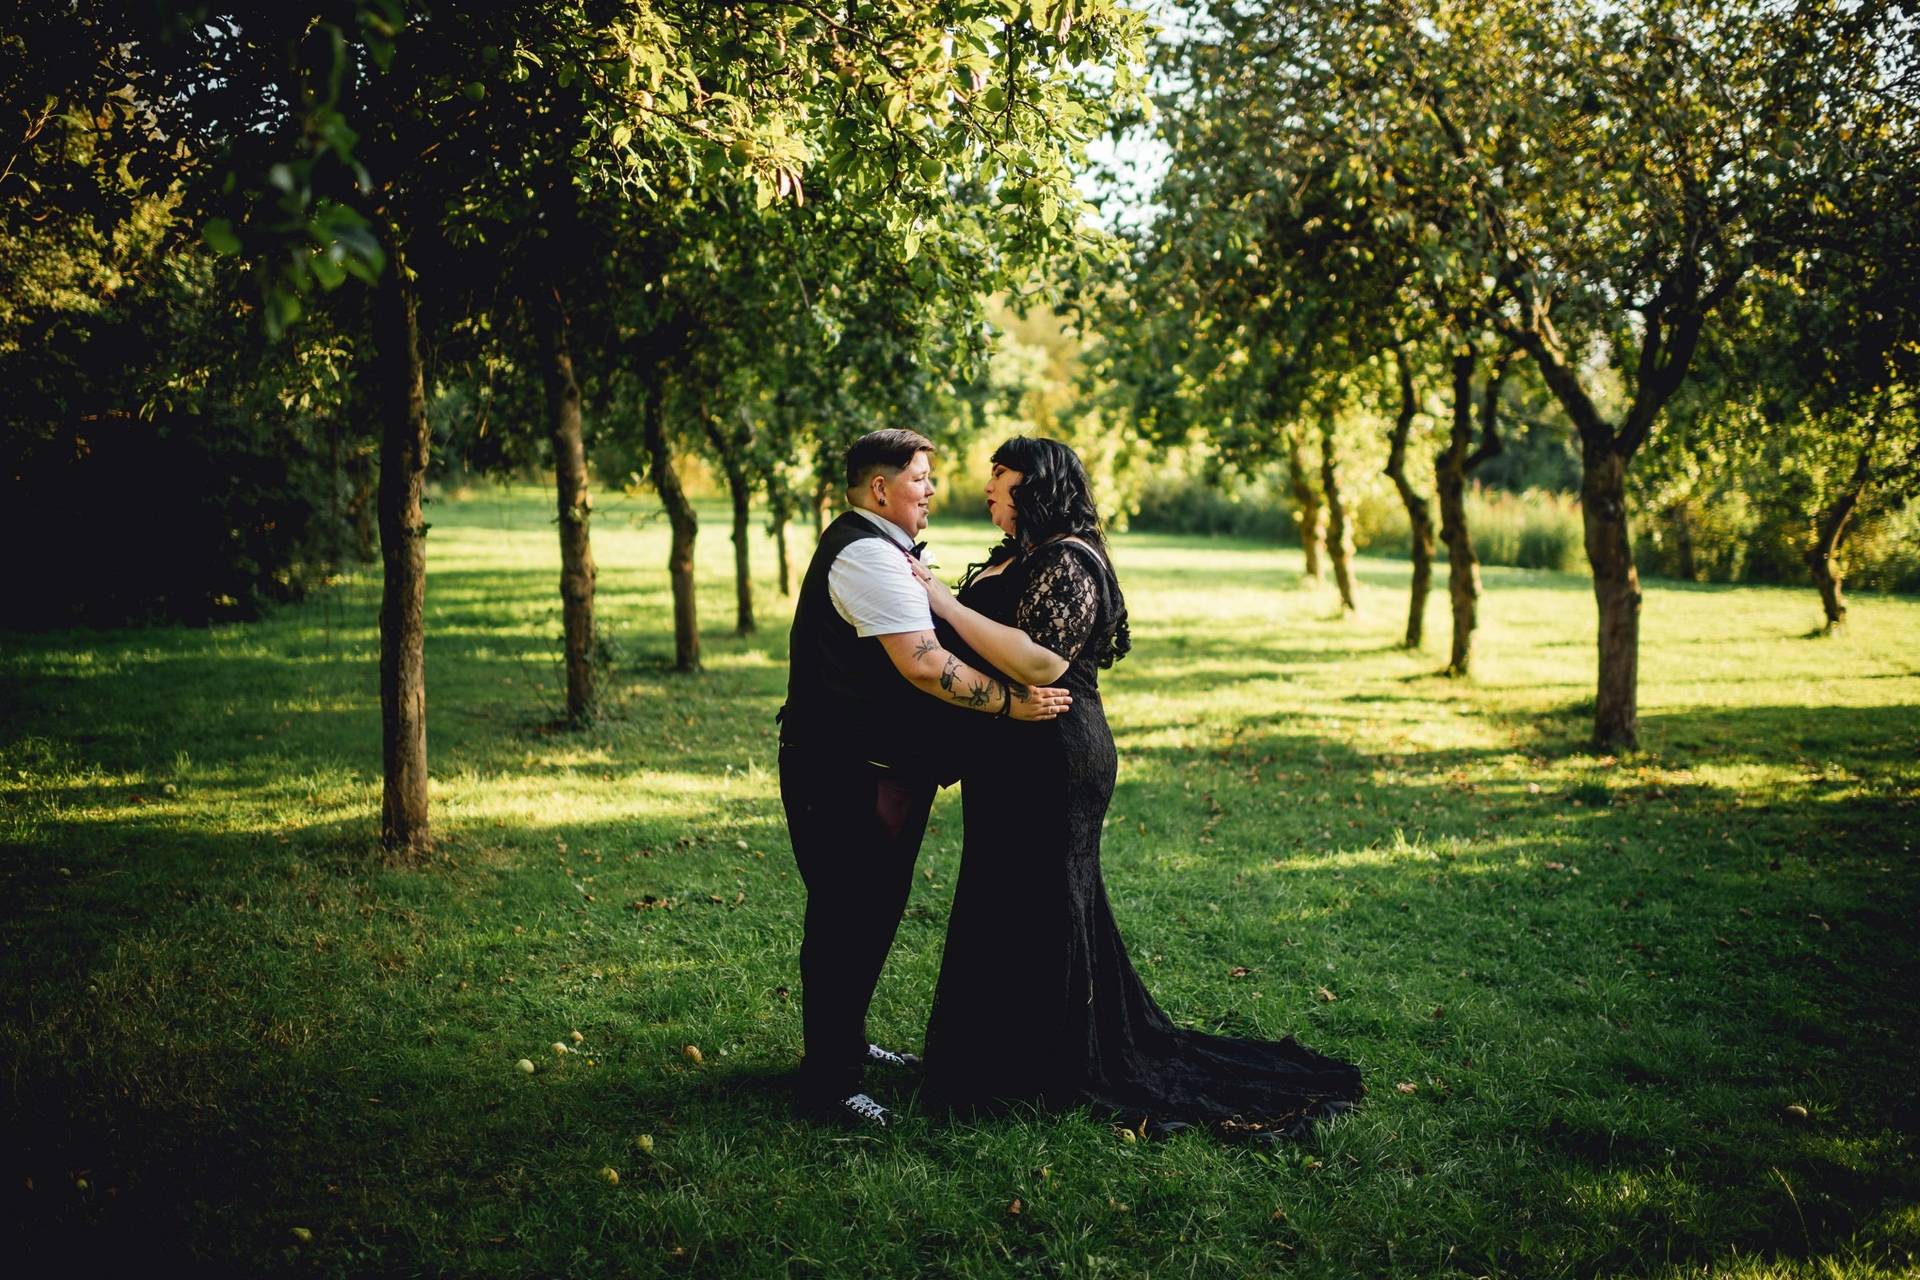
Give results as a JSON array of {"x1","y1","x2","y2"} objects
[
  {"x1": 1016, "y1": 545, "x2": 1103, "y2": 660},
  {"x1": 828, "y1": 537, "x2": 935, "y2": 637}
]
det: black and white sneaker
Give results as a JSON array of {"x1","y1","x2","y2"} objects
[
  {"x1": 866, "y1": 1042, "x2": 923, "y2": 1072},
  {"x1": 830, "y1": 1092, "x2": 892, "y2": 1129}
]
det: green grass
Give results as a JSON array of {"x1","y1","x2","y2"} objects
[{"x1": 3, "y1": 482, "x2": 1917, "y2": 1278}]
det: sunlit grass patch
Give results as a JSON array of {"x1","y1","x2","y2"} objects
[{"x1": 1, "y1": 483, "x2": 1915, "y2": 1276}]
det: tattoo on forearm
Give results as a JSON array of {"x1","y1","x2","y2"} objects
[
  {"x1": 1007, "y1": 680, "x2": 1031, "y2": 703},
  {"x1": 912, "y1": 634, "x2": 938, "y2": 661},
  {"x1": 933, "y1": 649, "x2": 1004, "y2": 710}
]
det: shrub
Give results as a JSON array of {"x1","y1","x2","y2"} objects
[
  {"x1": 1850, "y1": 500, "x2": 1920, "y2": 593},
  {"x1": 1129, "y1": 469, "x2": 1301, "y2": 542},
  {"x1": 1330, "y1": 483, "x2": 1585, "y2": 572},
  {"x1": 1, "y1": 204, "x2": 376, "y2": 628},
  {"x1": 0, "y1": 407, "x2": 374, "y2": 628},
  {"x1": 1479, "y1": 488, "x2": 1586, "y2": 572},
  {"x1": 1637, "y1": 491, "x2": 1920, "y2": 594}
]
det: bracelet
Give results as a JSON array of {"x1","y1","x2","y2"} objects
[{"x1": 997, "y1": 681, "x2": 1014, "y2": 717}]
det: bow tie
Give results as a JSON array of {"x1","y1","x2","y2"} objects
[{"x1": 908, "y1": 541, "x2": 927, "y2": 560}]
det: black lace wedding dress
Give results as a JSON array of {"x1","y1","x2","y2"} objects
[{"x1": 923, "y1": 539, "x2": 1364, "y2": 1141}]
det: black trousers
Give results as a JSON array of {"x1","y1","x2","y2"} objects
[{"x1": 779, "y1": 745, "x2": 936, "y2": 1102}]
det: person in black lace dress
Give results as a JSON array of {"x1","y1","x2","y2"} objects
[{"x1": 911, "y1": 437, "x2": 1363, "y2": 1142}]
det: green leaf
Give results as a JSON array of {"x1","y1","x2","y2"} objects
[
  {"x1": 265, "y1": 288, "x2": 302, "y2": 338},
  {"x1": 202, "y1": 218, "x2": 242, "y2": 256},
  {"x1": 310, "y1": 250, "x2": 347, "y2": 290}
]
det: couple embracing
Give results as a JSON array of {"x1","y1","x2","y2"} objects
[{"x1": 777, "y1": 429, "x2": 1363, "y2": 1141}]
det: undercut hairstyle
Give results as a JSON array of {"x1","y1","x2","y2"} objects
[{"x1": 844, "y1": 428, "x2": 936, "y2": 494}]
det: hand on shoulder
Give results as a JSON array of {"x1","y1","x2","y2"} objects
[{"x1": 906, "y1": 553, "x2": 957, "y2": 616}]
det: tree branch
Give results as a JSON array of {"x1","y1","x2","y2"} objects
[
  {"x1": 1466, "y1": 347, "x2": 1515, "y2": 472},
  {"x1": 1504, "y1": 320, "x2": 1615, "y2": 452}
]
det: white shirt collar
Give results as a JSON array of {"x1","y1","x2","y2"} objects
[{"x1": 849, "y1": 506, "x2": 916, "y2": 550}]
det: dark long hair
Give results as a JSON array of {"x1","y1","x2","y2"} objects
[{"x1": 963, "y1": 436, "x2": 1131, "y2": 666}]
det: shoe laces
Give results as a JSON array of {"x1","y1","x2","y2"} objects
[
  {"x1": 842, "y1": 1092, "x2": 889, "y2": 1125},
  {"x1": 866, "y1": 1043, "x2": 908, "y2": 1067}
]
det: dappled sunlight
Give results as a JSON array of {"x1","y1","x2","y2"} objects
[
  {"x1": 689, "y1": 649, "x2": 784, "y2": 671},
  {"x1": 265, "y1": 694, "x2": 369, "y2": 714},
  {"x1": 5, "y1": 489, "x2": 1917, "y2": 1277},
  {"x1": 1257, "y1": 836, "x2": 1531, "y2": 877},
  {"x1": 633, "y1": 958, "x2": 709, "y2": 977},
  {"x1": 439, "y1": 768, "x2": 768, "y2": 832},
  {"x1": 3, "y1": 0, "x2": 1913, "y2": 1255}
]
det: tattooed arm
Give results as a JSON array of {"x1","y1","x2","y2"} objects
[
  {"x1": 877, "y1": 630, "x2": 1070, "y2": 720},
  {"x1": 906, "y1": 558, "x2": 1070, "y2": 685}
]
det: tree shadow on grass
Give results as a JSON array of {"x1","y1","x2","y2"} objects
[
  {"x1": 1110, "y1": 710, "x2": 1918, "y2": 1232},
  {"x1": 6, "y1": 566, "x2": 1918, "y2": 1273},
  {"x1": 1636, "y1": 702, "x2": 1920, "y2": 768},
  {"x1": 1471, "y1": 693, "x2": 1920, "y2": 772},
  {"x1": 1105, "y1": 631, "x2": 1413, "y2": 701},
  {"x1": 1345, "y1": 557, "x2": 1595, "y2": 595},
  {"x1": 7, "y1": 718, "x2": 1917, "y2": 1274}
]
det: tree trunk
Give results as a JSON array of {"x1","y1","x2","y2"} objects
[
  {"x1": 1436, "y1": 350, "x2": 1483, "y2": 676},
  {"x1": 644, "y1": 395, "x2": 700, "y2": 671},
  {"x1": 1318, "y1": 413, "x2": 1357, "y2": 614},
  {"x1": 1509, "y1": 324, "x2": 1654, "y2": 751},
  {"x1": 1584, "y1": 443, "x2": 1641, "y2": 751},
  {"x1": 1385, "y1": 349, "x2": 1434, "y2": 649},
  {"x1": 773, "y1": 514, "x2": 791, "y2": 595},
  {"x1": 532, "y1": 283, "x2": 598, "y2": 723},
  {"x1": 698, "y1": 409, "x2": 755, "y2": 635},
  {"x1": 370, "y1": 242, "x2": 431, "y2": 856},
  {"x1": 1285, "y1": 426, "x2": 1326, "y2": 581},
  {"x1": 728, "y1": 476, "x2": 754, "y2": 634},
  {"x1": 1806, "y1": 445, "x2": 1875, "y2": 632},
  {"x1": 764, "y1": 464, "x2": 793, "y2": 596}
]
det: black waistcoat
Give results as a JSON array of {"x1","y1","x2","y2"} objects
[{"x1": 779, "y1": 511, "x2": 966, "y2": 783}]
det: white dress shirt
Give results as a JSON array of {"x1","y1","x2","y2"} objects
[{"x1": 828, "y1": 508, "x2": 934, "y2": 638}]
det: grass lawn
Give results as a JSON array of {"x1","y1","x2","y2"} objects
[{"x1": 3, "y1": 482, "x2": 1916, "y2": 1278}]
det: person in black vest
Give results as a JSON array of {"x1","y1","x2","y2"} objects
[{"x1": 778, "y1": 428, "x2": 1072, "y2": 1128}]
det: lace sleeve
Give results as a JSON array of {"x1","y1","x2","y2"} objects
[{"x1": 1017, "y1": 544, "x2": 1103, "y2": 661}]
